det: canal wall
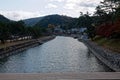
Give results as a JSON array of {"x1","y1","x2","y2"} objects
[
  {"x1": 0, "y1": 36, "x2": 55, "y2": 59},
  {"x1": 79, "y1": 39, "x2": 120, "y2": 72}
]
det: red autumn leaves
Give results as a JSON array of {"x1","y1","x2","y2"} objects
[{"x1": 96, "y1": 20, "x2": 120, "y2": 37}]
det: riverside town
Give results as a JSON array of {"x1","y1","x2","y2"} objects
[{"x1": 0, "y1": 0, "x2": 120, "y2": 80}]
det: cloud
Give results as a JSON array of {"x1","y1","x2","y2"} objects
[
  {"x1": 78, "y1": 2, "x2": 97, "y2": 7},
  {"x1": 0, "y1": 11, "x2": 42, "y2": 21},
  {"x1": 0, "y1": 0, "x2": 103, "y2": 20},
  {"x1": 49, "y1": 0, "x2": 91, "y2": 14},
  {"x1": 46, "y1": 3, "x2": 58, "y2": 8},
  {"x1": 64, "y1": 0, "x2": 103, "y2": 14},
  {"x1": 50, "y1": 0, "x2": 64, "y2": 2},
  {"x1": 64, "y1": 3, "x2": 76, "y2": 9}
]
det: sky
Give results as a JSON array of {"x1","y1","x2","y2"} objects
[{"x1": 0, "y1": 0, "x2": 102, "y2": 21}]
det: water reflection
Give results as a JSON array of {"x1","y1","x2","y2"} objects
[{"x1": 0, "y1": 36, "x2": 113, "y2": 73}]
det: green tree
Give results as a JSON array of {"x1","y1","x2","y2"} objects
[
  {"x1": 77, "y1": 12, "x2": 96, "y2": 39},
  {"x1": 0, "y1": 22, "x2": 10, "y2": 43},
  {"x1": 95, "y1": 0, "x2": 120, "y2": 24}
]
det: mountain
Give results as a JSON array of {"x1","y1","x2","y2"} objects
[
  {"x1": 23, "y1": 17, "x2": 43, "y2": 26},
  {"x1": 0, "y1": 14, "x2": 10, "y2": 23},
  {"x1": 22, "y1": 14, "x2": 77, "y2": 29},
  {"x1": 35, "y1": 14, "x2": 77, "y2": 28}
]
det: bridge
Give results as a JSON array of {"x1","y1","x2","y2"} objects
[{"x1": 0, "y1": 72, "x2": 120, "y2": 80}]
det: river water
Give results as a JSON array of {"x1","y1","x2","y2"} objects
[{"x1": 0, "y1": 36, "x2": 112, "y2": 73}]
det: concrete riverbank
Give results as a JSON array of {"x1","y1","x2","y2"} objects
[
  {"x1": 79, "y1": 39, "x2": 120, "y2": 71},
  {"x1": 0, "y1": 36, "x2": 55, "y2": 59}
]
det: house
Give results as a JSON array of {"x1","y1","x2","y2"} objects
[
  {"x1": 79, "y1": 28, "x2": 88, "y2": 39},
  {"x1": 54, "y1": 25, "x2": 63, "y2": 33}
]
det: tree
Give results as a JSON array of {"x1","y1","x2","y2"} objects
[
  {"x1": 48, "y1": 24, "x2": 55, "y2": 33},
  {"x1": 77, "y1": 12, "x2": 96, "y2": 39},
  {"x1": 0, "y1": 22, "x2": 10, "y2": 43},
  {"x1": 95, "y1": 0, "x2": 120, "y2": 24},
  {"x1": 95, "y1": 0, "x2": 120, "y2": 38}
]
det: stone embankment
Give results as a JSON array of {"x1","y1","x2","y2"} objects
[
  {"x1": 0, "y1": 36, "x2": 55, "y2": 59},
  {"x1": 79, "y1": 39, "x2": 120, "y2": 71}
]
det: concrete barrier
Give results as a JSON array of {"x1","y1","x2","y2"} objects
[
  {"x1": 79, "y1": 39, "x2": 120, "y2": 72},
  {"x1": 0, "y1": 72, "x2": 120, "y2": 80}
]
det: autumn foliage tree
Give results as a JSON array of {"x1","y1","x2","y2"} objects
[{"x1": 95, "y1": 0, "x2": 120, "y2": 38}]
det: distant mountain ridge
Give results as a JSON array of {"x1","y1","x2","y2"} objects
[
  {"x1": 23, "y1": 14, "x2": 76, "y2": 28},
  {"x1": 0, "y1": 14, "x2": 10, "y2": 23},
  {"x1": 0, "y1": 14, "x2": 77, "y2": 29},
  {"x1": 35, "y1": 14, "x2": 76, "y2": 28},
  {"x1": 23, "y1": 17, "x2": 43, "y2": 26}
]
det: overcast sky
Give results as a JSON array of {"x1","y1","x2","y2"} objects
[{"x1": 0, "y1": 0, "x2": 102, "y2": 21}]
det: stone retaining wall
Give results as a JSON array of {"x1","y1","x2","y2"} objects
[
  {"x1": 0, "y1": 36, "x2": 55, "y2": 59},
  {"x1": 80, "y1": 39, "x2": 120, "y2": 71}
]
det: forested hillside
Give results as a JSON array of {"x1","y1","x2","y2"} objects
[
  {"x1": 35, "y1": 14, "x2": 77, "y2": 29},
  {"x1": 0, "y1": 15, "x2": 45, "y2": 43},
  {"x1": 0, "y1": 14, "x2": 10, "y2": 23},
  {"x1": 23, "y1": 17, "x2": 43, "y2": 26}
]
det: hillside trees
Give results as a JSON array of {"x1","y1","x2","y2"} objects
[
  {"x1": 0, "y1": 20, "x2": 45, "y2": 43},
  {"x1": 0, "y1": 22, "x2": 9, "y2": 43},
  {"x1": 95, "y1": 0, "x2": 120, "y2": 38},
  {"x1": 77, "y1": 12, "x2": 96, "y2": 39},
  {"x1": 95, "y1": 0, "x2": 120, "y2": 24},
  {"x1": 35, "y1": 14, "x2": 76, "y2": 30},
  {"x1": 77, "y1": 0, "x2": 120, "y2": 39}
]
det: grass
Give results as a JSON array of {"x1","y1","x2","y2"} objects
[{"x1": 93, "y1": 36, "x2": 120, "y2": 53}]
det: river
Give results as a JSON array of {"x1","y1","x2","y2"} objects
[{"x1": 0, "y1": 36, "x2": 113, "y2": 73}]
